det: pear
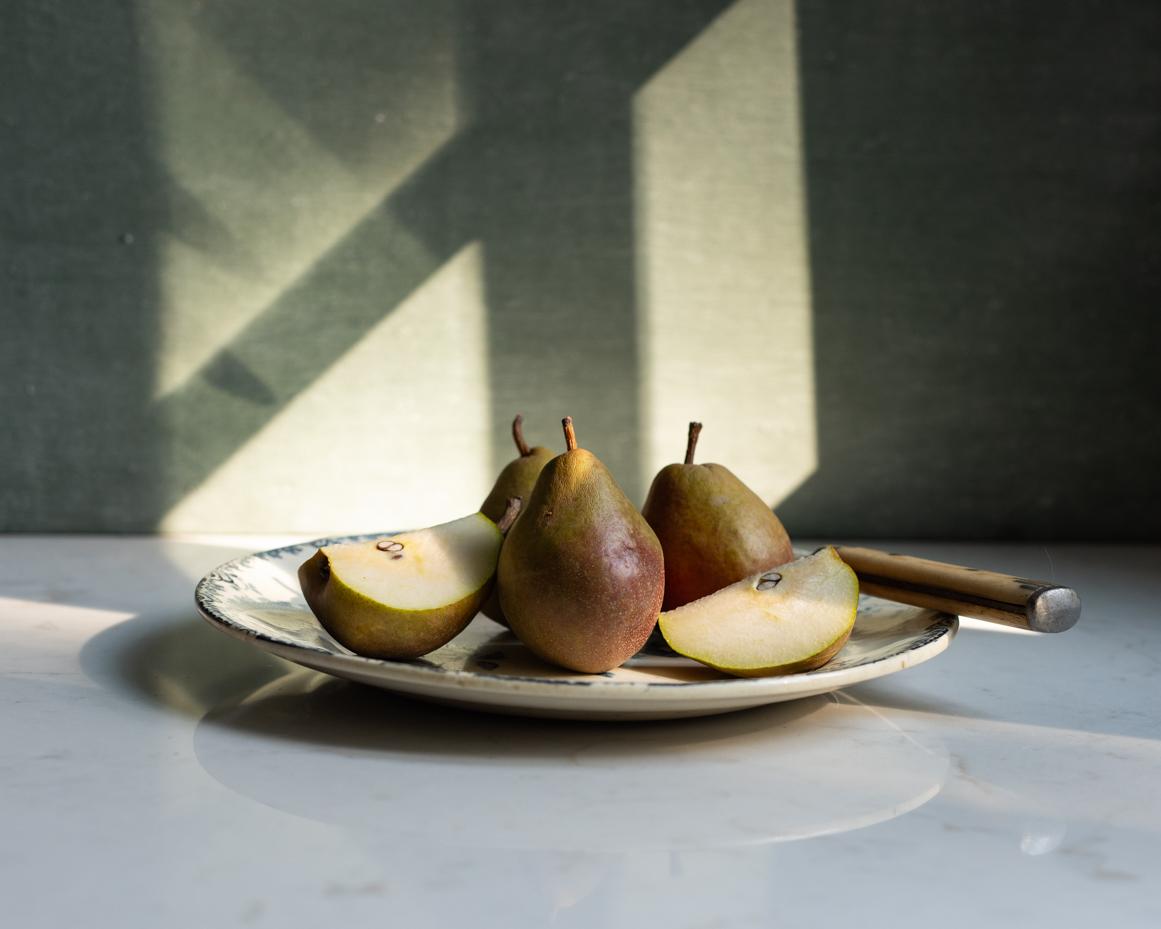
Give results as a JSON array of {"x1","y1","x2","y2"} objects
[
  {"x1": 478, "y1": 414, "x2": 554, "y2": 625},
  {"x1": 480, "y1": 414, "x2": 555, "y2": 523},
  {"x1": 498, "y1": 417, "x2": 665, "y2": 673},
  {"x1": 299, "y1": 502, "x2": 520, "y2": 660},
  {"x1": 658, "y1": 546, "x2": 858, "y2": 677},
  {"x1": 642, "y1": 422, "x2": 794, "y2": 611}
]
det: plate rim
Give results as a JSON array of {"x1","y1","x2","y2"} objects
[{"x1": 194, "y1": 534, "x2": 959, "y2": 703}]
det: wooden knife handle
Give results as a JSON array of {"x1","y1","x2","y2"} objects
[{"x1": 828, "y1": 546, "x2": 1081, "y2": 633}]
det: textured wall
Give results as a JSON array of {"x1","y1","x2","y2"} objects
[
  {"x1": 2, "y1": 0, "x2": 1159, "y2": 538},
  {"x1": 778, "y1": 0, "x2": 1161, "y2": 540}
]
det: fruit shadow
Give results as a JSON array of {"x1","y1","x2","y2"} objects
[{"x1": 82, "y1": 612, "x2": 829, "y2": 761}]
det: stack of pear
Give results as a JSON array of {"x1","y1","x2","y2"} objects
[
  {"x1": 478, "y1": 414, "x2": 554, "y2": 624},
  {"x1": 498, "y1": 417, "x2": 664, "y2": 673},
  {"x1": 642, "y1": 422, "x2": 794, "y2": 611},
  {"x1": 299, "y1": 499, "x2": 521, "y2": 660}
]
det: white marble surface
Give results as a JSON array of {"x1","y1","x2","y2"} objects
[{"x1": 1, "y1": 536, "x2": 1158, "y2": 928}]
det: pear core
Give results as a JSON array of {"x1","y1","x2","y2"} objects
[
  {"x1": 298, "y1": 512, "x2": 501, "y2": 660},
  {"x1": 658, "y1": 546, "x2": 859, "y2": 677}
]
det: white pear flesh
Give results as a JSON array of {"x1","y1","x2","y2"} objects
[
  {"x1": 298, "y1": 512, "x2": 502, "y2": 660},
  {"x1": 658, "y1": 546, "x2": 859, "y2": 677}
]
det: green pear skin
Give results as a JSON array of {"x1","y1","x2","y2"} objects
[
  {"x1": 643, "y1": 424, "x2": 793, "y2": 612},
  {"x1": 480, "y1": 449, "x2": 554, "y2": 524},
  {"x1": 498, "y1": 419, "x2": 664, "y2": 673},
  {"x1": 479, "y1": 414, "x2": 554, "y2": 625}
]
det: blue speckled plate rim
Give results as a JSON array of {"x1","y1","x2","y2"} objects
[{"x1": 195, "y1": 534, "x2": 959, "y2": 696}]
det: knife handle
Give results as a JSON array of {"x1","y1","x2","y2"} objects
[{"x1": 828, "y1": 545, "x2": 1081, "y2": 633}]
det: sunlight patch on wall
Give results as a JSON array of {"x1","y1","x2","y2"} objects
[
  {"x1": 633, "y1": 0, "x2": 815, "y2": 506},
  {"x1": 159, "y1": 243, "x2": 492, "y2": 534},
  {"x1": 134, "y1": 0, "x2": 458, "y2": 398}
]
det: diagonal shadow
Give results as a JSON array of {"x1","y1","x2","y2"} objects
[
  {"x1": 154, "y1": 179, "x2": 450, "y2": 511},
  {"x1": 451, "y1": 0, "x2": 740, "y2": 491},
  {"x1": 151, "y1": 0, "x2": 737, "y2": 522}
]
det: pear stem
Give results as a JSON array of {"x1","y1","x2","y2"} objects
[
  {"x1": 512, "y1": 414, "x2": 532, "y2": 457},
  {"x1": 684, "y1": 422, "x2": 703, "y2": 465},
  {"x1": 497, "y1": 497, "x2": 522, "y2": 534},
  {"x1": 562, "y1": 417, "x2": 577, "y2": 452}
]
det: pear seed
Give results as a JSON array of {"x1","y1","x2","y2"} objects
[
  {"x1": 756, "y1": 573, "x2": 782, "y2": 591},
  {"x1": 392, "y1": 554, "x2": 403, "y2": 560},
  {"x1": 377, "y1": 541, "x2": 404, "y2": 552}
]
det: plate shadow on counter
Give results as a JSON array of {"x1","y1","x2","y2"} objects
[
  {"x1": 188, "y1": 666, "x2": 948, "y2": 852},
  {"x1": 82, "y1": 608, "x2": 823, "y2": 749},
  {"x1": 77, "y1": 606, "x2": 958, "y2": 863}
]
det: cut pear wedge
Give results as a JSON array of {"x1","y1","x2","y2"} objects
[
  {"x1": 658, "y1": 546, "x2": 859, "y2": 677},
  {"x1": 299, "y1": 512, "x2": 502, "y2": 660}
]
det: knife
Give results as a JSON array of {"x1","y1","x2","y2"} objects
[{"x1": 825, "y1": 546, "x2": 1081, "y2": 633}]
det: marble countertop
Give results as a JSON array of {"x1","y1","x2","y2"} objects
[{"x1": 2, "y1": 536, "x2": 1158, "y2": 928}]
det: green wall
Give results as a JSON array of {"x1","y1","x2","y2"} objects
[
  {"x1": 2, "y1": 0, "x2": 1158, "y2": 538},
  {"x1": 779, "y1": 0, "x2": 1161, "y2": 539}
]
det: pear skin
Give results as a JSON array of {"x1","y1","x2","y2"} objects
[
  {"x1": 642, "y1": 423, "x2": 793, "y2": 612},
  {"x1": 498, "y1": 417, "x2": 665, "y2": 673},
  {"x1": 479, "y1": 414, "x2": 554, "y2": 624}
]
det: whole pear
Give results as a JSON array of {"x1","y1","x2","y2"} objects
[
  {"x1": 479, "y1": 414, "x2": 554, "y2": 624},
  {"x1": 642, "y1": 422, "x2": 794, "y2": 611},
  {"x1": 498, "y1": 417, "x2": 665, "y2": 673}
]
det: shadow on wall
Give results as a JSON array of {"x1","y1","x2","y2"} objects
[
  {"x1": 1, "y1": 0, "x2": 166, "y2": 530},
  {"x1": 163, "y1": 0, "x2": 736, "y2": 513},
  {"x1": 778, "y1": 0, "x2": 1161, "y2": 540},
  {"x1": 0, "y1": 0, "x2": 734, "y2": 531},
  {"x1": 4, "y1": 0, "x2": 1159, "y2": 538}
]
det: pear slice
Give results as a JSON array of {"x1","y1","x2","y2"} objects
[
  {"x1": 298, "y1": 512, "x2": 503, "y2": 660},
  {"x1": 658, "y1": 547, "x2": 859, "y2": 677}
]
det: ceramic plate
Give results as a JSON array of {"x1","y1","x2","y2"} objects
[{"x1": 195, "y1": 534, "x2": 957, "y2": 720}]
